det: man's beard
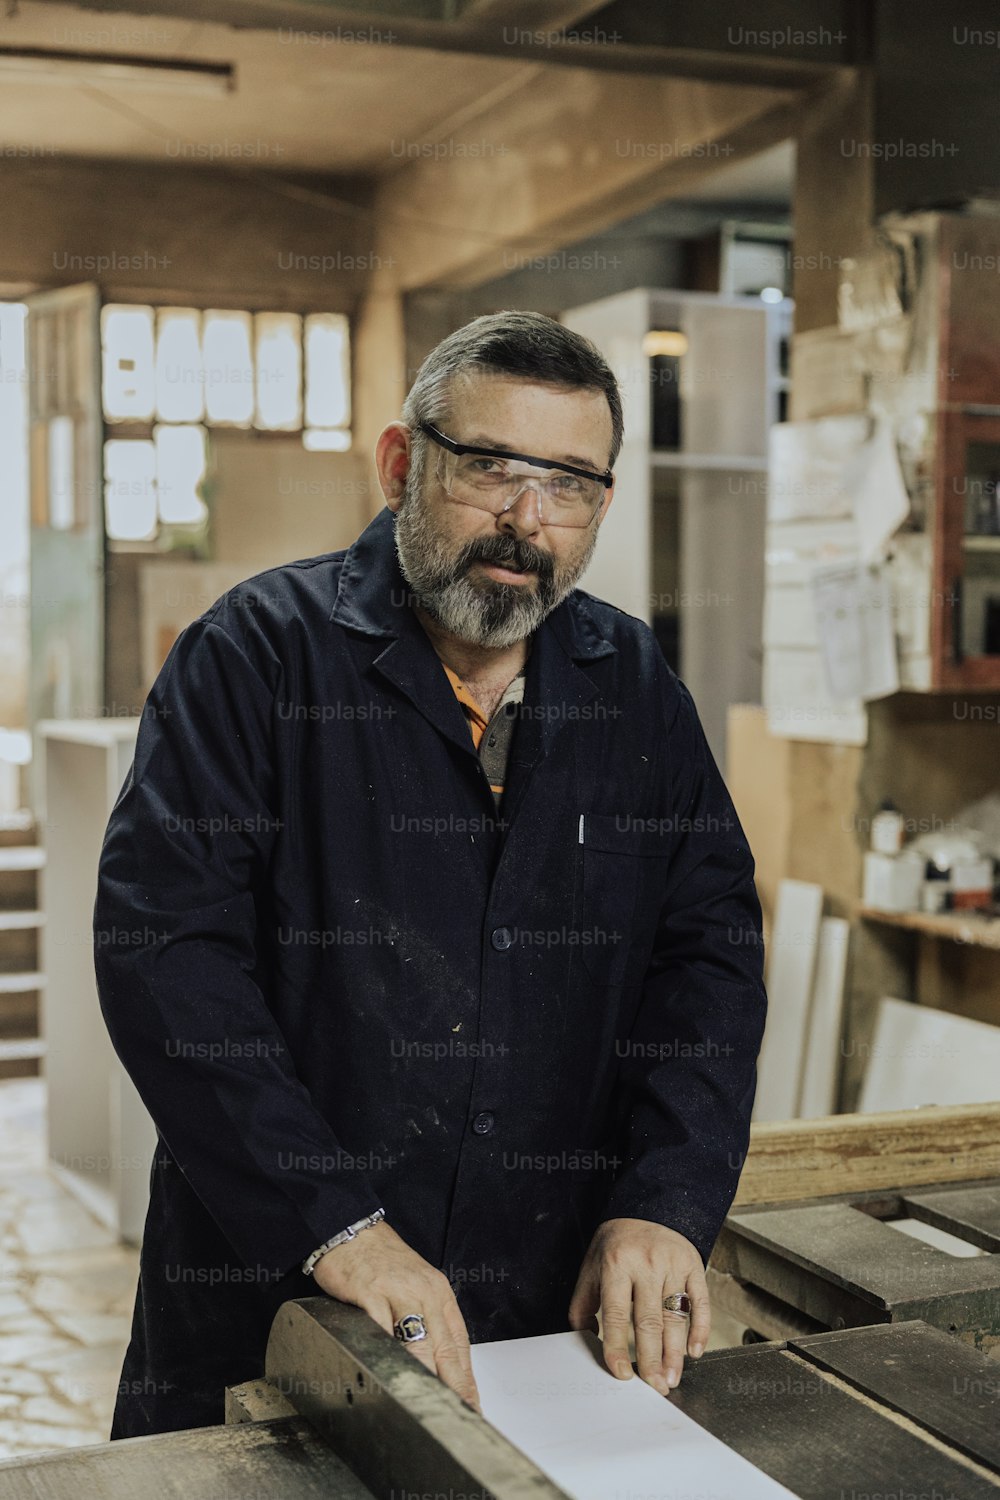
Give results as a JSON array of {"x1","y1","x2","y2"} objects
[{"x1": 392, "y1": 466, "x2": 600, "y2": 649}]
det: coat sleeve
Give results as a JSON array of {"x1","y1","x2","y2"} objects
[
  {"x1": 93, "y1": 611, "x2": 384, "y2": 1276},
  {"x1": 601, "y1": 676, "x2": 768, "y2": 1265}
]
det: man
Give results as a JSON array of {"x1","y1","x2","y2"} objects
[{"x1": 95, "y1": 310, "x2": 767, "y2": 1438}]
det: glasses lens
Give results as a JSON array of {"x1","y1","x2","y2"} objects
[{"x1": 441, "y1": 452, "x2": 602, "y2": 527}]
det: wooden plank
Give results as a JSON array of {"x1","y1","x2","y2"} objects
[
  {"x1": 719, "y1": 1199, "x2": 1000, "y2": 1346},
  {"x1": 753, "y1": 879, "x2": 824, "y2": 1121},
  {"x1": 671, "y1": 1345, "x2": 1000, "y2": 1500},
  {"x1": 797, "y1": 917, "x2": 849, "y2": 1118},
  {"x1": 712, "y1": 1225, "x2": 890, "y2": 1333},
  {"x1": 792, "y1": 1321, "x2": 1000, "y2": 1474},
  {"x1": 0, "y1": 1417, "x2": 372, "y2": 1500},
  {"x1": 225, "y1": 1378, "x2": 300, "y2": 1425},
  {"x1": 733, "y1": 1102, "x2": 1000, "y2": 1206},
  {"x1": 706, "y1": 1265, "x2": 828, "y2": 1342},
  {"x1": 903, "y1": 1183, "x2": 1000, "y2": 1253},
  {"x1": 727, "y1": 1202, "x2": 1000, "y2": 1308}
]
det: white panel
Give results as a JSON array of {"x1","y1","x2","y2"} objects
[
  {"x1": 768, "y1": 416, "x2": 870, "y2": 522},
  {"x1": 202, "y1": 309, "x2": 254, "y2": 426},
  {"x1": 155, "y1": 307, "x2": 204, "y2": 423},
  {"x1": 858, "y1": 998, "x2": 1000, "y2": 1113},
  {"x1": 46, "y1": 415, "x2": 75, "y2": 530},
  {"x1": 754, "y1": 879, "x2": 824, "y2": 1121},
  {"x1": 888, "y1": 531, "x2": 934, "y2": 660},
  {"x1": 40, "y1": 721, "x2": 157, "y2": 1242},
  {"x1": 155, "y1": 424, "x2": 208, "y2": 526},
  {"x1": 563, "y1": 290, "x2": 652, "y2": 623},
  {"x1": 104, "y1": 438, "x2": 157, "y2": 542},
  {"x1": 101, "y1": 304, "x2": 155, "y2": 421},
  {"x1": 763, "y1": 584, "x2": 820, "y2": 649},
  {"x1": 680, "y1": 468, "x2": 765, "y2": 765},
  {"x1": 255, "y1": 311, "x2": 302, "y2": 431},
  {"x1": 26, "y1": 282, "x2": 104, "y2": 759},
  {"x1": 305, "y1": 312, "x2": 350, "y2": 429},
  {"x1": 898, "y1": 653, "x2": 933, "y2": 690},
  {"x1": 797, "y1": 916, "x2": 850, "y2": 1118},
  {"x1": 764, "y1": 518, "x2": 860, "y2": 587},
  {"x1": 886, "y1": 1219, "x2": 986, "y2": 1258},
  {"x1": 763, "y1": 648, "x2": 868, "y2": 745},
  {"x1": 679, "y1": 301, "x2": 768, "y2": 458},
  {"x1": 471, "y1": 1330, "x2": 797, "y2": 1500}
]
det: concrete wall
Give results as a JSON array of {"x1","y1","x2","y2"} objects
[
  {"x1": 105, "y1": 433, "x2": 373, "y2": 711},
  {"x1": 0, "y1": 157, "x2": 372, "y2": 309}
]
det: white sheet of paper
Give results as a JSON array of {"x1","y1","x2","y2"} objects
[
  {"x1": 810, "y1": 560, "x2": 899, "y2": 701},
  {"x1": 767, "y1": 415, "x2": 870, "y2": 522},
  {"x1": 470, "y1": 1329, "x2": 798, "y2": 1500},
  {"x1": 845, "y1": 419, "x2": 911, "y2": 562}
]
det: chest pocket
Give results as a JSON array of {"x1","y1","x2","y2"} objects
[{"x1": 577, "y1": 813, "x2": 673, "y2": 986}]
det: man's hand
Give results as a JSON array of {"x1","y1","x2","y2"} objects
[
  {"x1": 312, "y1": 1221, "x2": 481, "y2": 1412},
  {"x1": 567, "y1": 1217, "x2": 709, "y2": 1396}
]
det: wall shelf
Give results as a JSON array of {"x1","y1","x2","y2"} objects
[{"x1": 858, "y1": 903, "x2": 1000, "y2": 951}]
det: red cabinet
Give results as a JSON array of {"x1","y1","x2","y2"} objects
[{"x1": 934, "y1": 409, "x2": 1000, "y2": 688}]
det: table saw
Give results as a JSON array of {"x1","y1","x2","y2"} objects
[{"x1": 1, "y1": 1297, "x2": 999, "y2": 1500}]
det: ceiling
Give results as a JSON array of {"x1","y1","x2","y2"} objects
[
  {"x1": 0, "y1": 3, "x2": 553, "y2": 170},
  {"x1": 0, "y1": 1, "x2": 809, "y2": 181}
]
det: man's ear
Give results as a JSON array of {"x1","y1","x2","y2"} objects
[
  {"x1": 596, "y1": 477, "x2": 615, "y2": 526},
  {"x1": 375, "y1": 422, "x2": 412, "y2": 511}
]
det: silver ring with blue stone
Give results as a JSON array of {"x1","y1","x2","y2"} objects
[{"x1": 394, "y1": 1312, "x2": 429, "y2": 1343}]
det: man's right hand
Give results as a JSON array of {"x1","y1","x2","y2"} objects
[{"x1": 312, "y1": 1220, "x2": 481, "y2": 1412}]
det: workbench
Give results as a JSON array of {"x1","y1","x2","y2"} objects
[
  {"x1": 1, "y1": 1299, "x2": 999, "y2": 1500},
  {"x1": 3, "y1": 1102, "x2": 999, "y2": 1499},
  {"x1": 711, "y1": 1101, "x2": 1000, "y2": 1353}
]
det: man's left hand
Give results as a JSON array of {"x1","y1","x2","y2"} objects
[{"x1": 567, "y1": 1217, "x2": 709, "y2": 1395}]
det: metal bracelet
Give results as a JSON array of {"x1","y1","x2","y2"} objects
[{"x1": 301, "y1": 1208, "x2": 386, "y2": 1277}]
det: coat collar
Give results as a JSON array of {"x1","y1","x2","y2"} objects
[{"x1": 329, "y1": 507, "x2": 618, "y2": 779}]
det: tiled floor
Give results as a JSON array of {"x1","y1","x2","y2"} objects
[{"x1": 0, "y1": 1077, "x2": 139, "y2": 1460}]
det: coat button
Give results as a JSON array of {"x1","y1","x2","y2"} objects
[
  {"x1": 491, "y1": 926, "x2": 514, "y2": 951},
  {"x1": 472, "y1": 1111, "x2": 495, "y2": 1135}
]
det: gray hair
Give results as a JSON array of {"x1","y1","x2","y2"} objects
[{"x1": 400, "y1": 310, "x2": 623, "y2": 487}]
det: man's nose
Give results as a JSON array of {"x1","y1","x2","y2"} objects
[{"x1": 497, "y1": 481, "x2": 544, "y2": 538}]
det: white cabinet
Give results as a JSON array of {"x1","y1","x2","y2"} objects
[
  {"x1": 37, "y1": 719, "x2": 156, "y2": 1244},
  {"x1": 562, "y1": 287, "x2": 790, "y2": 762}
]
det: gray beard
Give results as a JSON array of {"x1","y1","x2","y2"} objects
[{"x1": 392, "y1": 472, "x2": 599, "y2": 649}]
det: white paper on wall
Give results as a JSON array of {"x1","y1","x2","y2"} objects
[
  {"x1": 810, "y1": 561, "x2": 899, "y2": 701},
  {"x1": 767, "y1": 415, "x2": 870, "y2": 522},
  {"x1": 844, "y1": 418, "x2": 911, "y2": 562}
]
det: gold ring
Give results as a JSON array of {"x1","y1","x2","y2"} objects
[{"x1": 662, "y1": 1293, "x2": 692, "y2": 1317}]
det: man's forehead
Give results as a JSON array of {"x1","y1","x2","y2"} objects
[{"x1": 446, "y1": 371, "x2": 612, "y2": 461}]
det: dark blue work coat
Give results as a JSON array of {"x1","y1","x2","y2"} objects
[{"x1": 94, "y1": 504, "x2": 767, "y2": 1438}]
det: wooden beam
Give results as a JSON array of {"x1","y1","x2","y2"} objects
[
  {"x1": 792, "y1": 67, "x2": 875, "y2": 333},
  {"x1": 368, "y1": 72, "x2": 810, "y2": 292},
  {"x1": 734, "y1": 1102, "x2": 1000, "y2": 1207},
  {"x1": 41, "y1": 0, "x2": 839, "y2": 86}
]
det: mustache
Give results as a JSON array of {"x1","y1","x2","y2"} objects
[{"x1": 457, "y1": 535, "x2": 554, "y2": 580}]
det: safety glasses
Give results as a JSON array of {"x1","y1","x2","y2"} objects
[{"x1": 419, "y1": 421, "x2": 613, "y2": 528}]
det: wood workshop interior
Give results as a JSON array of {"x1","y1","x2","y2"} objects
[{"x1": 1, "y1": 2, "x2": 1000, "y2": 1497}]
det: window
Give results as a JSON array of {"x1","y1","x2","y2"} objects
[{"x1": 100, "y1": 304, "x2": 351, "y2": 544}]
